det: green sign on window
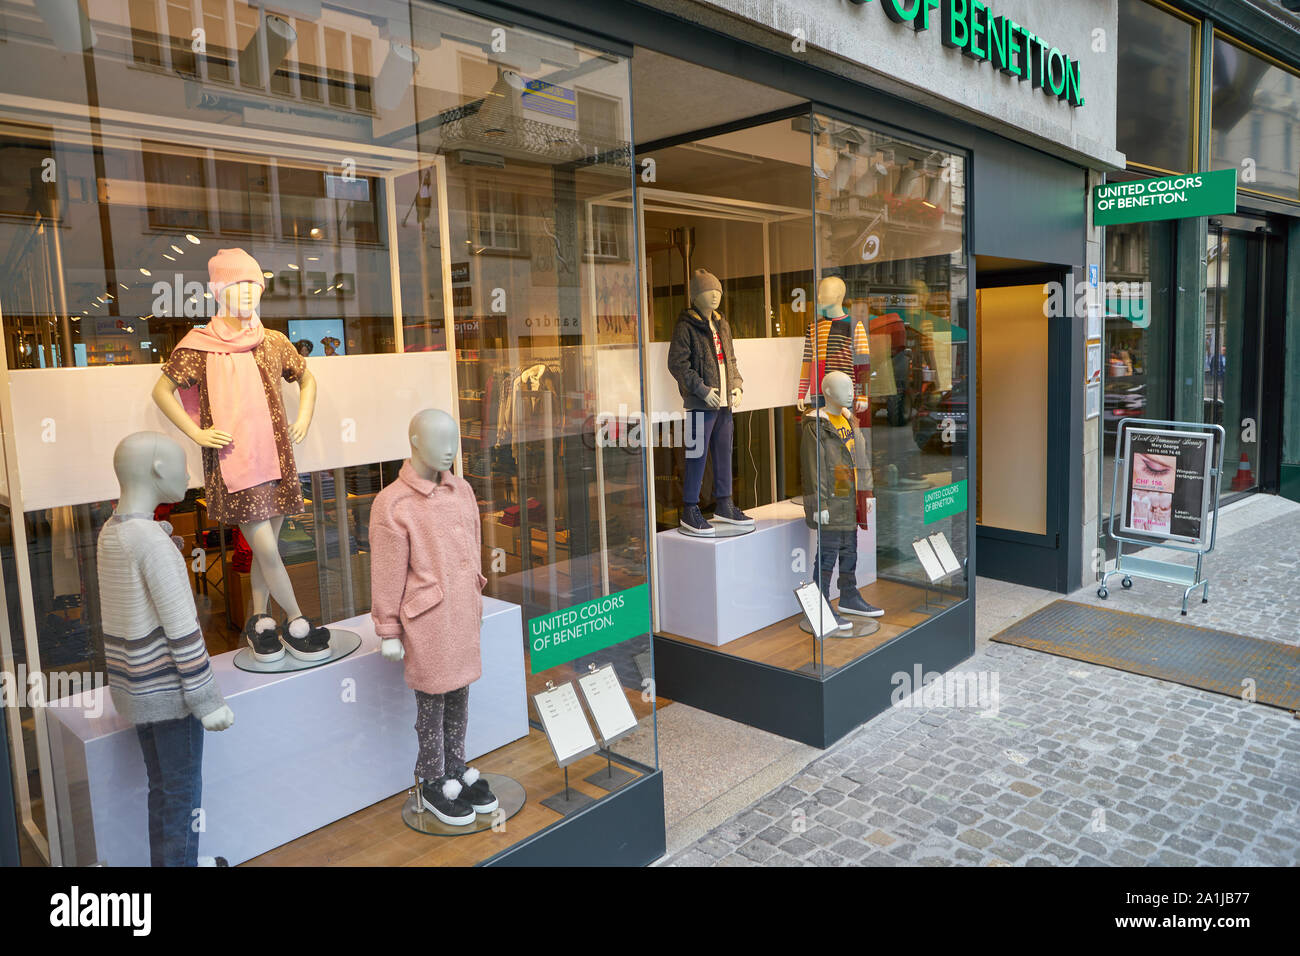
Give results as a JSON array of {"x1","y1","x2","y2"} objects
[
  {"x1": 923, "y1": 480, "x2": 968, "y2": 524},
  {"x1": 527, "y1": 583, "x2": 650, "y2": 673},
  {"x1": 1093, "y1": 169, "x2": 1237, "y2": 226}
]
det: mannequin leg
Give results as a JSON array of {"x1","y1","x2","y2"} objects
[
  {"x1": 442, "y1": 686, "x2": 470, "y2": 779},
  {"x1": 246, "y1": 515, "x2": 284, "y2": 617},
  {"x1": 835, "y1": 532, "x2": 858, "y2": 593},
  {"x1": 710, "y1": 407, "x2": 734, "y2": 501},
  {"x1": 414, "y1": 690, "x2": 446, "y2": 780},
  {"x1": 240, "y1": 517, "x2": 302, "y2": 621},
  {"x1": 682, "y1": 409, "x2": 719, "y2": 506},
  {"x1": 136, "y1": 715, "x2": 204, "y2": 867}
]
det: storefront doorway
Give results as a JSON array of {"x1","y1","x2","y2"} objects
[{"x1": 974, "y1": 260, "x2": 1075, "y2": 591}]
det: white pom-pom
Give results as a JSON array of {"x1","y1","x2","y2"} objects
[
  {"x1": 441, "y1": 779, "x2": 463, "y2": 800},
  {"x1": 288, "y1": 617, "x2": 310, "y2": 639},
  {"x1": 462, "y1": 767, "x2": 480, "y2": 786},
  {"x1": 254, "y1": 616, "x2": 277, "y2": 634}
]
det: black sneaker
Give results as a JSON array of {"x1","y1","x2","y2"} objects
[
  {"x1": 838, "y1": 587, "x2": 884, "y2": 618},
  {"x1": 458, "y1": 767, "x2": 498, "y2": 813},
  {"x1": 679, "y1": 504, "x2": 714, "y2": 536},
  {"x1": 421, "y1": 777, "x2": 475, "y2": 826},
  {"x1": 279, "y1": 617, "x2": 331, "y2": 662},
  {"x1": 712, "y1": 498, "x2": 754, "y2": 525},
  {"x1": 243, "y1": 613, "x2": 284, "y2": 663}
]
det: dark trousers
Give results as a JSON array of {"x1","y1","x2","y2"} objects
[
  {"x1": 415, "y1": 686, "x2": 469, "y2": 781},
  {"x1": 814, "y1": 528, "x2": 858, "y2": 594},
  {"x1": 135, "y1": 715, "x2": 204, "y2": 867},
  {"x1": 683, "y1": 407, "x2": 734, "y2": 506}
]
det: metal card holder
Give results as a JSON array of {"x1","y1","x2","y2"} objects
[{"x1": 1100, "y1": 418, "x2": 1226, "y2": 615}]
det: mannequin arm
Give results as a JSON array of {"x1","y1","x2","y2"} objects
[
  {"x1": 151, "y1": 375, "x2": 231, "y2": 449},
  {"x1": 289, "y1": 366, "x2": 318, "y2": 444},
  {"x1": 200, "y1": 704, "x2": 234, "y2": 731}
]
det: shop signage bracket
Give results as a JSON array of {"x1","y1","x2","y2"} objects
[{"x1": 1100, "y1": 418, "x2": 1226, "y2": 615}]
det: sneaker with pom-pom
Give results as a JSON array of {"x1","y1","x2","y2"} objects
[
  {"x1": 279, "y1": 616, "x2": 331, "y2": 662},
  {"x1": 457, "y1": 766, "x2": 498, "y2": 813},
  {"x1": 242, "y1": 613, "x2": 284, "y2": 663},
  {"x1": 420, "y1": 776, "x2": 475, "y2": 826}
]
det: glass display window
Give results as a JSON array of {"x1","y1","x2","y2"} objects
[{"x1": 0, "y1": 0, "x2": 657, "y2": 868}]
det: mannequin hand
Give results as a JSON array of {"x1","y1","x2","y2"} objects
[
  {"x1": 289, "y1": 418, "x2": 310, "y2": 444},
  {"x1": 200, "y1": 705, "x2": 234, "y2": 732},
  {"x1": 192, "y1": 427, "x2": 232, "y2": 449},
  {"x1": 796, "y1": 397, "x2": 808, "y2": 414},
  {"x1": 817, "y1": 509, "x2": 830, "y2": 525},
  {"x1": 731, "y1": 387, "x2": 742, "y2": 409},
  {"x1": 853, "y1": 396, "x2": 870, "y2": 413},
  {"x1": 704, "y1": 388, "x2": 722, "y2": 409},
  {"x1": 381, "y1": 638, "x2": 405, "y2": 662}
]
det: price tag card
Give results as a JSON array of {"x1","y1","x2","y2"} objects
[
  {"x1": 533, "y1": 682, "x2": 599, "y2": 768},
  {"x1": 577, "y1": 664, "x2": 639, "y2": 746},
  {"x1": 794, "y1": 580, "x2": 840, "y2": 639},
  {"x1": 911, "y1": 537, "x2": 946, "y2": 583},
  {"x1": 928, "y1": 532, "x2": 961, "y2": 575}
]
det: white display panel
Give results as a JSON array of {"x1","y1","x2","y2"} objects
[
  {"x1": 576, "y1": 664, "x2": 638, "y2": 746},
  {"x1": 8, "y1": 352, "x2": 455, "y2": 510},
  {"x1": 533, "y1": 681, "x2": 599, "y2": 768},
  {"x1": 597, "y1": 337, "x2": 804, "y2": 417}
]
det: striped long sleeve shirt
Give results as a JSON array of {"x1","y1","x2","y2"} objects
[
  {"x1": 97, "y1": 514, "x2": 226, "y2": 724},
  {"x1": 797, "y1": 316, "x2": 871, "y2": 403}
]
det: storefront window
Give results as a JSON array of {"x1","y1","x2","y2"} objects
[
  {"x1": 1101, "y1": 217, "x2": 1175, "y2": 524},
  {"x1": 0, "y1": 0, "x2": 655, "y2": 868},
  {"x1": 1116, "y1": 0, "x2": 1198, "y2": 173},
  {"x1": 1211, "y1": 35, "x2": 1300, "y2": 201}
]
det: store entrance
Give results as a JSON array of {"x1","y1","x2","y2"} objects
[{"x1": 974, "y1": 259, "x2": 1073, "y2": 591}]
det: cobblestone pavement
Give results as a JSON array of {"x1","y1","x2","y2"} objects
[{"x1": 668, "y1": 499, "x2": 1300, "y2": 867}]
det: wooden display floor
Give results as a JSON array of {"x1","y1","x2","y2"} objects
[
  {"x1": 244, "y1": 726, "x2": 649, "y2": 867},
  {"x1": 660, "y1": 578, "x2": 962, "y2": 675}
]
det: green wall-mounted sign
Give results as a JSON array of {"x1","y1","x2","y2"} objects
[
  {"x1": 1093, "y1": 169, "x2": 1238, "y2": 225},
  {"x1": 924, "y1": 480, "x2": 968, "y2": 524},
  {"x1": 849, "y1": 0, "x2": 1084, "y2": 107}
]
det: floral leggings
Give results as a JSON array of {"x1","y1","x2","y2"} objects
[{"x1": 414, "y1": 686, "x2": 469, "y2": 781}]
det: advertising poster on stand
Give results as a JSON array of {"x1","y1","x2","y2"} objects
[{"x1": 1120, "y1": 428, "x2": 1215, "y2": 545}]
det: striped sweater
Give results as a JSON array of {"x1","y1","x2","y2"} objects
[
  {"x1": 797, "y1": 316, "x2": 871, "y2": 403},
  {"x1": 96, "y1": 514, "x2": 226, "y2": 724}
]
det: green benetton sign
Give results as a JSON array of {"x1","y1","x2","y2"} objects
[
  {"x1": 1093, "y1": 169, "x2": 1237, "y2": 226},
  {"x1": 924, "y1": 480, "x2": 968, "y2": 524},
  {"x1": 528, "y1": 583, "x2": 650, "y2": 673}
]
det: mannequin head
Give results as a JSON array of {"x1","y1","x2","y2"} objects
[
  {"x1": 821, "y1": 371, "x2": 854, "y2": 414},
  {"x1": 689, "y1": 268, "x2": 722, "y2": 315},
  {"x1": 816, "y1": 276, "x2": 847, "y2": 317},
  {"x1": 208, "y1": 248, "x2": 265, "y2": 319},
  {"x1": 408, "y1": 409, "x2": 459, "y2": 478},
  {"x1": 113, "y1": 432, "x2": 190, "y2": 510}
]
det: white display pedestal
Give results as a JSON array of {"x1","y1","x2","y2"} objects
[
  {"x1": 47, "y1": 598, "x2": 527, "y2": 867},
  {"x1": 656, "y1": 499, "x2": 876, "y2": 646}
]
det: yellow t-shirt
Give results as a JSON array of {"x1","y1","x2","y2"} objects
[{"x1": 826, "y1": 412, "x2": 856, "y2": 495}]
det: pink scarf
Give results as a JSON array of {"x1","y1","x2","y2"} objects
[{"x1": 176, "y1": 315, "x2": 281, "y2": 494}]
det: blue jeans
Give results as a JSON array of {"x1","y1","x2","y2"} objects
[
  {"x1": 136, "y1": 715, "x2": 204, "y2": 867},
  {"x1": 683, "y1": 408, "x2": 734, "y2": 506},
  {"x1": 814, "y1": 528, "x2": 858, "y2": 594}
]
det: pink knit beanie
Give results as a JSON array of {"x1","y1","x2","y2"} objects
[{"x1": 208, "y1": 248, "x2": 265, "y2": 299}]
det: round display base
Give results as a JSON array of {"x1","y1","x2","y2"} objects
[
  {"x1": 800, "y1": 616, "x2": 881, "y2": 638},
  {"x1": 232, "y1": 628, "x2": 362, "y2": 673},
  {"x1": 678, "y1": 520, "x2": 755, "y2": 539},
  {"x1": 401, "y1": 773, "x2": 526, "y2": 836}
]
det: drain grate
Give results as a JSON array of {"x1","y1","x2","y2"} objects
[{"x1": 991, "y1": 600, "x2": 1300, "y2": 710}]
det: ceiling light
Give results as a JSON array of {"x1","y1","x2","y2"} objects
[
  {"x1": 163, "y1": 254, "x2": 175, "y2": 261},
  {"x1": 170, "y1": 244, "x2": 184, "y2": 254},
  {"x1": 288, "y1": 263, "x2": 300, "y2": 270},
  {"x1": 263, "y1": 271, "x2": 274, "y2": 278},
  {"x1": 309, "y1": 227, "x2": 323, "y2": 238},
  {"x1": 139, "y1": 267, "x2": 151, "y2": 276},
  {"x1": 307, "y1": 256, "x2": 319, "y2": 261},
  {"x1": 185, "y1": 234, "x2": 200, "y2": 244}
]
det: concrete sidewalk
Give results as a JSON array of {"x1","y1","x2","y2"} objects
[{"x1": 663, "y1": 494, "x2": 1300, "y2": 867}]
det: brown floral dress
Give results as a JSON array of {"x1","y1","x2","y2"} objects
[{"x1": 162, "y1": 329, "x2": 307, "y2": 525}]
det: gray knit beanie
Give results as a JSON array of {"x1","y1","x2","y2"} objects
[{"x1": 689, "y1": 268, "x2": 722, "y2": 298}]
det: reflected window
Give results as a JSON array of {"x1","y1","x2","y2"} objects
[
  {"x1": 1211, "y1": 35, "x2": 1300, "y2": 199},
  {"x1": 1116, "y1": 0, "x2": 1198, "y2": 173}
]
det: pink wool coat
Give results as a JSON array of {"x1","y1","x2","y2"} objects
[{"x1": 369, "y1": 463, "x2": 487, "y2": 695}]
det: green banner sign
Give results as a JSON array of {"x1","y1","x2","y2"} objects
[
  {"x1": 923, "y1": 479, "x2": 968, "y2": 524},
  {"x1": 528, "y1": 583, "x2": 650, "y2": 673},
  {"x1": 1093, "y1": 169, "x2": 1237, "y2": 226}
]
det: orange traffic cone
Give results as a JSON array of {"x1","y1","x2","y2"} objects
[{"x1": 1230, "y1": 451, "x2": 1254, "y2": 491}]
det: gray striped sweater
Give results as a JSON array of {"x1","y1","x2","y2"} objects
[{"x1": 96, "y1": 514, "x2": 226, "y2": 724}]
